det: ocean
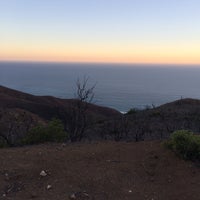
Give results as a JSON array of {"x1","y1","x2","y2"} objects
[{"x1": 0, "y1": 61, "x2": 200, "y2": 112}]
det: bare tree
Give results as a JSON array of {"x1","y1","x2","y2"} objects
[
  {"x1": 76, "y1": 76, "x2": 96, "y2": 103},
  {"x1": 65, "y1": 76, "x2": 96, "y2": 142}
]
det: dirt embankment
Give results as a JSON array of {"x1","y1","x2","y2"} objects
[{"x1": 0, "y1": 141, "x2": 199, "y2": 200}]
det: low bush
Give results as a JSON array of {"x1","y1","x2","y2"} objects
[
  {"x1": 166, "y1": 130, "x2": 200, "y2": 161},
  {"x1": 126, "y1": 108, "x2": 139, "y2": 115},
  {"x1": 22, "y1": 118, "x2": 68, "y2": 145},
  {"x1": 0, "y1": 137, "x2": 8, "y2": 148}
]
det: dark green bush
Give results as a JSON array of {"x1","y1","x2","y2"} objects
[
  {"x1": 0, "y1": 137, "x2": 8, "y2": 148},
  {"x1": 166, "y1": 130, "x2": 200, "y2": 161},
  {"x1": 22, "y1": 118, "x2": 68, "y2": 145}
]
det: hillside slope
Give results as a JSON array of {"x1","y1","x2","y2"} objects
[
  {"x1": 0, "y1": 85, "x2": 121, "y2": 144},
  {"x1": 0, "y1": 85, "x2": 121, "y2": 120},
  {"x1": 1, "y1": 85, "x2": 200, "y2": 143},
  {"x1": 126, "y1": 98, "x2": 200, "y2": 141}
]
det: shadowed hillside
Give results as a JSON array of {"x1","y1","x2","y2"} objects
[
  {"x1": 0, "y1": 85, "x2": 121, "y2": 145},
  {"x1": 0, "y1": 85, "x2": 121, "y2": 120},
  {"x1": 125, "y1": 98, "x2": 200, "y2": 141}
]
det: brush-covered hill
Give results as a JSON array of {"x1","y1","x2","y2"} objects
[
  {"x1": 1, "y1": 85, "x2": 200, "y2": 144},
  {"x1": 0, "y1": 85, "x2": 121, "y2": 144},
  {"x1": 125, "y1": 98, "x2": 200, "y2": 141}
]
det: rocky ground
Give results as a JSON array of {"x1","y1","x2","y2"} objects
[{"x1": 0, "y1": 141, "x2": 200, "y2": 200}]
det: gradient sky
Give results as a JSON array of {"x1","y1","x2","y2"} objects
[{"x1": 0, "y1": 0, "x2": 200, "y2": 64}]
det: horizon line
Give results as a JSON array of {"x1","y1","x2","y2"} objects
[{"x1": 1, "y1": 59, "x2": 200, "y2": 67}]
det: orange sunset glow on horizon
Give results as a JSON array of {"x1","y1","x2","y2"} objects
[
  {"x1": 1, "y1": 1, "x2": 200, "y2": 66},
  {"x1": 1, "y1": 44, "x2": 200, "y2": 65}
]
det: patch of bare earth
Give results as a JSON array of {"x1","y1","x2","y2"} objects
[{"x1": 0, "y1": 141, "x2": 199, "y2": 200}]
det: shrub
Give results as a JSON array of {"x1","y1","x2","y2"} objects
[
  {"x1": 126, "y1": 108, "x2": 139, "y2": 115},
  {"x1": 22, "y1": 118, "x2": 68, "y2": 145},
  {"x1": 166, "y1": 130, "x2": 200, "y2": 161},
  {"x1": 0, "y1": 136, "x2": 8, "y2": 148}
]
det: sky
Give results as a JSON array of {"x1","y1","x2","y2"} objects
[{"x1": 0, "y1": 0, "x2": 200, "y2": 64}]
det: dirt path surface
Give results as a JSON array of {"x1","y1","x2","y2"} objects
[{"x1": 0, "y1": 141, "x2": 199, "y2": 200}]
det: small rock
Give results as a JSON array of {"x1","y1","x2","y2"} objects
[
  {"x1": 47, "y1": 185, "x2": 52, "y2": 190},
  {"x1": 69, "y1": 192, "x2": 90, "y2": 199},
  {"x1": 69, "y1": 193, "x2": 76, "y2": 199},
  {"x1": 4, "y1": 173, "x2": 9, "y2": 180},
  {"x1": 62, "y1": 143, "x2": 66, "y2": 147},
  {"x1": 83, "y1": 192, "x2": 89, "y2": 197},
  {"x1": 2, "y1": 194, "x2": 6, "y2": 197},
  {"x1": 40, "y1": 170, "x2": 47, "y2": 177},
  {"x1": 128, "y1": 190, "x2": 132, "y2": 193}
]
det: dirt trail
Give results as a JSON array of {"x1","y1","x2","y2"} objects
[{"x1": 0, "y1": 141, "x2": 199, "y2": 200}]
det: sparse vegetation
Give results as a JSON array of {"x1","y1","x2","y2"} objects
[
  {"x1": 0, "y1": 136, "x2": 8, "y2": 148},
  {"x1": 144, "y1": 105, "x2": 152, "y2": 110},
  {"x1": 126, "y1": 108, "x2": 139, "y2": 115},
  {"x1": 3, "y1": 85, "x2": 200, "y2": 145},
  {"x1": 63, "y1": 76, "x2": 96, "y2": 142},
  {"x1": 22, "y1": 118, "x2": 68, "y2": 145},
  {"x1": 166, "y1": 130, "x2": 200, "y2": 161},
  {"x1": 127, "y1": 104, "x2": 156, "y2": 115}
]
